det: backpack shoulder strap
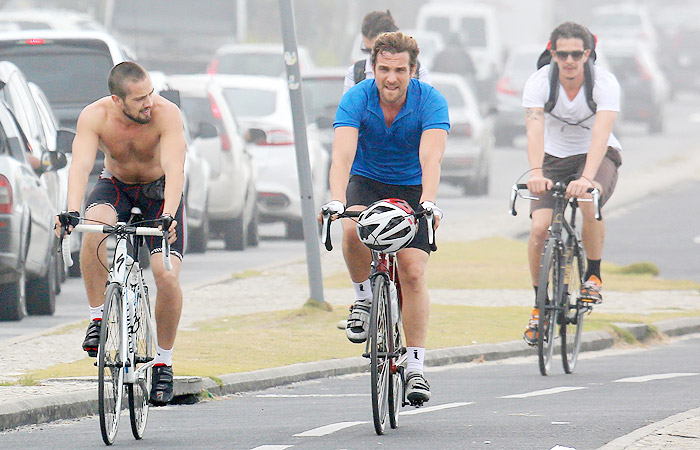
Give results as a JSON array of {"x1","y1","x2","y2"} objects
[
  {"x1": 544, "y1": 64, "x2": 559, "y2": 113},
  {"x1": 583, "y1": 61, "x2": 597, "y2": 113},
  {"x1": 414, "y1": 60, "x2": 421, "y2": 79},
  {"x1": 353, "y1": 59, "x2": 366, "y2": 85}
]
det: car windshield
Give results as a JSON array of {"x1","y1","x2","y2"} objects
[
  {"x1": 110, "y1": 0, "x2": 236, "y2": 34},
  {"x1": 459, "y1": 17, "x2": 487, "y2": 47},
  {"x1": 222, "y1": 87, "x2": 277, "y2": 118},
  {"x1": 0, "y1": 41, "x2": 113, "y2": 105},
  {"x1": 216, "y1": 53, "x2": 284, "y2": 76},
  {"x1": 607, "y1": 55, "x2": 639, "y2": 79},
  {"x1": 180, "y1": 96, "x2": 218, "y2": 128},
  {"x1": 301, "y1": 78, "x2": 343, "y2": 121},
  {"x1": 432, "y1": 82, "x2": 465, "y2": 108}
]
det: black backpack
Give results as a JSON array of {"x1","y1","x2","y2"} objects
[
  {"x1": 353, "y1": 58, "x2": 422, "y2": 84},
  {"x1": 536, "y1": 31, "x2": 598, "y2": 115}
]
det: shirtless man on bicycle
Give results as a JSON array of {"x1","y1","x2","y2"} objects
[
  {"x1": 55, "y1": 61, "x2": 186, "y2": 405},
  {"x1": 522, "y1": 22, "x2": 622, "y2": 345},
  {"x1": 322, "y1": 32, "x2": 449, "y2": 403}
]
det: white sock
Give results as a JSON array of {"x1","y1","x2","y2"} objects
[
  {"x1": 406, "y1": 347, "x2": 425, "y2": 375},
  {"x1": 353, "y1": 279, "x2": 372, "y2": 300},
  {"x1": 89, "y1": 304, "x2": 104, "y2": 321},
  {"x1": 153, "y1": 345, "x2": 173, "y2": 366}
]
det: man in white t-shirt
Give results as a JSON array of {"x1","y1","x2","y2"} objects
[{"x1": 521, "y1": 22, "x2": 622, "y2": 346}]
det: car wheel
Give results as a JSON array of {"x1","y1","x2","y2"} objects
[
  {"x1": 187, "y1": 210, "x2": 210, "y2": 254},
  {"x1": 26, "y1": 253, "x2": 57, "y2": 316},
  {"x1": 285, "y1": 219, "x2": 304, "y2": 240},
  {"x1": 0, "y1": 267, "x2": 27, "y2": 321},
  {"x1": 224, "y1": 216, "x2": 246, "y2": 251},
  {"x1": 247, "y1": 208, "x2": 259, "y2": 247}
]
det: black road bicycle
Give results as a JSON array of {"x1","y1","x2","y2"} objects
[
  {"x1": 60, "y1": 208, "x2": 171, "y2": 445},
  {"x1": 321, "y1": 202, "x2": 436, "y2": 435},
  {"x1": 510, "y1": 181, "x2": 601, "y2": 376}
]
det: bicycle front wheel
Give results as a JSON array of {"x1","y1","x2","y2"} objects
[
  {"x1": 99, "y1": 283, "x2": 125, "y2": 445},
  {"x1": 370, "y1": 275, "x2": 391, "y2": 435},
  {"x1": 128, "y1": 284, "x2": 154, "y2": 439},
  {"x1": 537, "y1": 239, "x2": 560, "y2": 376},
  {"x1": 561, "y1": 244, "x2": 586, "y2": 374},
  {"x1": 387, "y1": 281, "x2": 403, "y2": 429}
]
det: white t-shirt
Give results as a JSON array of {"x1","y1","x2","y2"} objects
[
  {"x1": 343, "y1": 58, "x2": 432, "y2": 93},
  {"x1": 522, "y1": 65, "x2": 622, "y2": 158}
]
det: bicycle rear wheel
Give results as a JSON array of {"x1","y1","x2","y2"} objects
[
  {"x1": 370, "y1": 275, "x2": 391, "y2": 435},
  {"x1": 99, "y1": 283, "x2": 125, "y2": 445},
  {"x1": 561, "y1": 244, "x2": 586, "y2": 374},
  {"x1": 537, "y1": 239, "x2": 560, "y2": 376},
  {"x1": 388, "y1": 281, "x2": 403, "y2": 429},
  {"x1": 128, "y1": 283, "x2": 154, "y2": 439}
]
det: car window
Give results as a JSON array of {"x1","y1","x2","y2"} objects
[
  {"x1": 110, "y1": 0, "x2": 237, "y2": 35},
  {"x1": 608, "y1": 55, "x2": 638, "y2": 80},
  {"x1": 0, "y1": 41, "x2": 115, "y2": 105},
  {"x1": 222, "y1": 87, "x2": 277, "y2": 118},
  {"x1": 424, "y1": 17, "x2": 451, "y2": 41},
  {"x1": 432, "y1": 82, "x2": 465, "y2": 108},
  {"x1": 459, "y1": 17, "x2": 487, "y2": 47},
  {"x1": 301, "y1": 78, "x2": 343, "y2": 121},
  {"x1": 216, "y1": 54, "x2": 285, "y2": 77}
]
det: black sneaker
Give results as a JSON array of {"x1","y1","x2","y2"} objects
[
  {"x1": 82, "y1": 319, "x2": 101, "y2": 357},
  {"x1": 150, "y1": 364, "x2": 174, "y2": 406}
]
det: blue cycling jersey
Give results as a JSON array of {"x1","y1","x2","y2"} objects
[{"x1": 334, "y1": 78, "x2": 450, "y2": 185}]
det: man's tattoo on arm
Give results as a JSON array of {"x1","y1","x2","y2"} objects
[{"x1": 525, "y1": 108, "x2": 544, "y2": 121}]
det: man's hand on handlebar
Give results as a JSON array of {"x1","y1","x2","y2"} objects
[
  {"x1": 55, "y1": 210, "x2": 79, "y2": 238},
  {"x1": 526, "y1": 174, "x2": 553, "y2": 195},
  {"x1": 158, "y1": 213, "x2": 177, "y2": 245},
  {"x1": 420, "y1": 200, "x2": 442, "y2": 229},
  {"x1": 566, "y1": 177, "x2": 595, "y2": 199},
  {"x1": 318, "y1": 200, "x2": 345, "y2": 222}
]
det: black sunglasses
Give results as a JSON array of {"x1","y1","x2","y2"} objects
[{"x1": 553, "y1": 50, "x2": 586, "y2": 61}]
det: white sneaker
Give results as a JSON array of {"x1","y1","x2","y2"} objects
[
  {"x1": 345, "y1": 299, "x2": 371, "y2": 343},
  {"x1": 405, "y1": 372, "x2": 430, "y2": 405}
]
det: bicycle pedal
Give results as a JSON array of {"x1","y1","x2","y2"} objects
[
  {"x1": 409, "y1": 400, "x2": 424, "y2": 408},
  {"x1": 135, "y1": 356, "x2": 153, "y2": 364}
]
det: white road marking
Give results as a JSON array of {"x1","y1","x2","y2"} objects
[
  {"x1": 400, "y1": 402, "x2": 473, "y2": 415},
  {"x1": 257, "y1": 393, "x2": 368, "y2": 398},
  {"x1": 551, "y1": 421, "x2": 570, "y2": 425},
  {"x1": 294, "y1": 421, "x2": 367, "y2": 437},
  {"x1": 614, "y1": 373, "x2": 698, "y2": 383},
  {"x1": 501, "y1": 386, "x2": 586, "y2": 399},
  {"x1": 251, "y1": 446, "x2": 293, "y2": 450},
  {"x1": 550, "y1": 446, "x2": 576, "y2": 450}
]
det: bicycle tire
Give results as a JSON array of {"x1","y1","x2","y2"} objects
[
  {"x1": 537, "y1": 239, "x2": 560, "y2": 376},
  {"x1": 561, "y1": 243, "x2": 586, "y2": 374},
  {"x1": 387, "y1": 280, "x2": 402, "y2": 429},
  {"x1": 99, "y1": 283, "x2": 124, "y2": 445},
  {"x1": 128, "y1": 283, "x2": 154, "y2": 439},
  {"x1": 370, "y1": 275, "x2": 391, "y2": 435}
]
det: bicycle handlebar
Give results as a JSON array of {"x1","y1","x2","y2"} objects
[
  {"x1": 60, "y1": 222, "x2": 172, "y2": 272},
  {"x1": 509, "y1": 182, "x2": 602, "y2": 221},
  {"x1": 320, "y1": 206, "x2": 437, "y2": 252}
]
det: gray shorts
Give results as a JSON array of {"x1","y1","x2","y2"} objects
[{"x1": 530, "y1": 147, "x2": 622, "y2": 214}]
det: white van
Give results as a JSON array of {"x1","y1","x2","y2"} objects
[{"x1": 416, "y1": 2, "x2": 503, "y2": 86}]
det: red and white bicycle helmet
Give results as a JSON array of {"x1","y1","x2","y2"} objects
[{"x1": 356, "y1": 199, "x2": 417, "y2": 253}]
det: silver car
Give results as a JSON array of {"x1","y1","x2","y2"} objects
[
  {"x1": 213, "y1": 75, "x2": 329, "y2": 240},
  {"x1": 0, "y1": 100, "x2": 66, "y2": 320}
]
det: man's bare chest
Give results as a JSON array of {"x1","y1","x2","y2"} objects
[{"x1": 99, "y1": 127, "x2": 161, "y2": 162}]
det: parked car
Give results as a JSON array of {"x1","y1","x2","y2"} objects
[
  {"x1": 600, "y1": 40, "x2": 669, "y2": 133},
  {"x1": 416, "y1": 2, "x2": 503, "y2": 104},
  {"x1": 0, "y1": 8, "x2": 107, "y2": 32},
  {"x1": 207, "y1": 43, "x2": 315, "y2": 77},
  {"x1": 300, "y1": 67, "x2": 346, "y2": 161},
  {"x1": 213, "y1": 75, "x2": 329, "y2": 239},
  {"x1": 494, "y1": 44, "x2": 543, "y2": 146},
  {"x1": 430, "y1": 72, "x2": 493, "y2": 196},
  {"x1": 168, "y1": 74, "x2": 258, "y2": 251},
  {"x1": 150, "y1": 72, "x2": 212, "y2": 254},
  {"x1": 0, "y1": 100, "x2": 67, "y2": 320},
  {"x1": 590, "y1": 4, "x2": 659, "y2": 54},
  {"x1": 0, "y1": 30, "x2": 132, "y2": 274}
]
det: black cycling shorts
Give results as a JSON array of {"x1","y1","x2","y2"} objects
[
  {"x1": 85, "y1": 173, "x2": 185, "y2": 260},
  {"x1": 346, "y1": 175, "x2": 431, "y2": 254}
]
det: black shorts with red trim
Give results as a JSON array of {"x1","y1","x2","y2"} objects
[{"x1": 85, "y1": 175, "x2": 185, "y2": 259}]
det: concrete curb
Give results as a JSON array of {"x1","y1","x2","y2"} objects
[{"x1": 2, "y1": 317, "x2": 700, "y2": 431}]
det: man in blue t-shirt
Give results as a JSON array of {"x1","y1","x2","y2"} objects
[{"x1": 321, "y1": 31, "x2": 449, "y2": 405}]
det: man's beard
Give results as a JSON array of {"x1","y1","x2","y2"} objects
[{"x1": 123, "y1": 109, "x2": 151, "y2": 124}]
